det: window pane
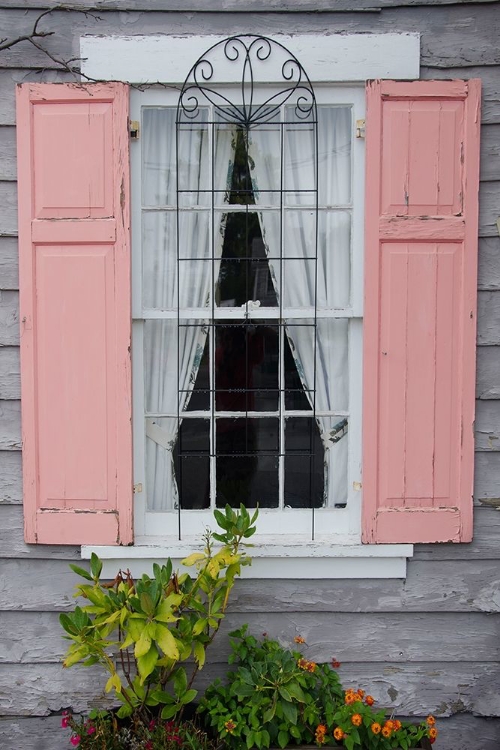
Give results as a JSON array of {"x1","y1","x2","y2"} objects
[
  {"x1": 142, "y1": 108, "x2": 176, "y2": 207},
  {"x1": 285, "y1": 330, "x2": 312, "y2": 410},
  {"x1": 146, "y1": 417, "x2": 210, "y2": 511},
  {"x1": 284, "y1": 117, "x2": 315, "y2": 205},
  {"x1": 216, "y1": 417, "x2": 279, "y2": 508},
  {"x1": 177, "y1": 117, "x2": 210, "y2": 206},
  {"x1": 215, "y1": 322, "x2": 279, "y2": 412},
  {"x1": 285, "y1": 319, "x2": 349, "y2": 413},
  {"x1": 145, "y1": 321, "x2": 209, "y2": 414},
  {"x1": 142, "y1": 108, "x2": 210, "y2": 207},
  {"x1": 174, "y1": 419, "x2": 210, "y2": 509},
  {"x1": 318, "y1": 107, "x2": 351, "y2": 205},
  {"x1": 217, "y1": 212, "x2": 278, "y2": 308},
  {"x1": 318, "y1": 211, "x2": 351, "y2": 308},
  {"x1": 284, "y1": 417, "x2": 324, "y2": 508},
  {"x1": 142, "y1": 211, "x2": 212, "y2": 309}
]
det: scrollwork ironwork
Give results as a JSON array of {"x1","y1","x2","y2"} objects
[{"x1": 177, "y1": 34, "x2": 316, "y2": 127}]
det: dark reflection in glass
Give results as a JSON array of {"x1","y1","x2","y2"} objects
[
  {"x1": 285, "y1": 329, "x2": 313, "y2": 410},
  {"x1": 215, "y1": 322, "x2": 278, "y2": 412},
  {"x1": 218, "y1": 213, "x2": 278, "y2": 308},
  {"x1": 173, "y1": 419, "x2": 210, "y2": 509},
  {"x1": 284, "y1": 418, "x2": 324, "y2": 508},
  {"x1": 228, "y1": 127, "x2": 254, "y2": 206},
  {"x1": 216, "y1": 418, "x2": 278, "y2": 508}
]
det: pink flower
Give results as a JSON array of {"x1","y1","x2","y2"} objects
[
  {"x1": 87, "y1": 725, "x2": 96, "y2": 735},
  {"x1": 61, "y1": 716, "x2": 70, "y2": 729},
  {"x1": 145, "y1": 742, "x2": 153, "y2": 750},
  {"x1": 70, "y1": 735, "x2": 81, "y2": 747},
  {"x1": 149, "y1": 719, "x2": 157, "y2": 730}
]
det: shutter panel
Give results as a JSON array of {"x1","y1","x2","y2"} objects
[
  {"x1": 362, "y1": 79, "x2": 481, "y2": 544},
  {"x1": 17, "y1": 83, "x2": 133, "y2": 545}
]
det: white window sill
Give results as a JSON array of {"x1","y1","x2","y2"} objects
[{"x1": 82, "y1": 539, "x2": 413, "y2": 579}]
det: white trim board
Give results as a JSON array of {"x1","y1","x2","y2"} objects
[
  {"x1": 82, "y1": 542, "x2": 413, "y2": 580},
  {"x1": 80, "y1": 33, "x2": 420, "y2": 84}
]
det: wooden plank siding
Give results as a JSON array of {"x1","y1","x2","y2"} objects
[{"x1": 0, "y1": 1, "x2": 500, "y2": 748}]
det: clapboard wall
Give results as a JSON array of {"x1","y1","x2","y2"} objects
[{"x1": 1, "y1": 2, "x2": 500, "y2": 748}]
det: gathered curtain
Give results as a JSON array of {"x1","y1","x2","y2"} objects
[
  {"x1": 143, "y1": 112, "x2": 235, "y2": 509},
  {"x1": 248, "y1": 107, "x2": 351, "y2": 506}
]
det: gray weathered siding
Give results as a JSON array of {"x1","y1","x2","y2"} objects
[{"x1": 1, "y1": 2, "x2": 500, "y2": 748}]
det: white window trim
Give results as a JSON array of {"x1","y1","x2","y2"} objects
[{"x1": 80, "y1": 32, "x2": 419, "y2": 577}]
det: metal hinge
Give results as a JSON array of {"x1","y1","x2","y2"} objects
[
  {"x1": 129, "y1": 120, "x2": 140, "y2": 140},
  {"x1": 356, "y1": 119, "x2": 366, "y2": 139}
]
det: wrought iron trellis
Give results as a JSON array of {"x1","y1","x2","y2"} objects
[{"x1": 174, "y1": 35, "x2": 322, "y2": 539}]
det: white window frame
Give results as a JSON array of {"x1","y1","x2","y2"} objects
[{"x1": 80, "y1": 33, "x2": 419, "y2": 578}]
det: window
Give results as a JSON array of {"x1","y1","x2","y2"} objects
[
  {"x1": 16, "y1": 34, "x2": 479, "y2": 576},
  {"x1": 131, "y1": 66, "x2": 365, "y2": 541}
]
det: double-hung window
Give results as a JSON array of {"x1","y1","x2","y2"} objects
[{"x1": 131, "y1": 55, "x2": 365, "y2": 541}]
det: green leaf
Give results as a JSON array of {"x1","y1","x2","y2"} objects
[
  {"x1": 246, "y1": 730, "x2": 255, "y2": 749},
  {"x1": 281, "y1": 700, "x2": 297, "y2": 725},
  {"x1": 286, "y1": 682, "x2": 306, "y2": 702},
  {"x1": 345, "y1": 734, "x2": 355, "y2": 750},
  {"x1": 181, "y1": 552, "x2": 206, "y2": 567},
  {"x1": 173, "y1": 667, "x2": 188, "y2": 698},
  {"x1": 156, "y1": 624, "x2": 180, "y2": 660},
  {"x1": 140, "y1": 592, "x2": 155, "y2": 616},
  {"x1": 235, "y1": 683, "x2": 255, "y2": 698},
  {"x1": 105, "y1": 673, "x2": 122, "y2": 693},
  {"x1": 289, "y1": 725, "x2": 301, "y2": 740},
  {"x1": 63, "y1": 646, "x2": 87, "y2": 668},
  {"x1": 155, "y1": 598, "x2": 179, "y2": 624},
  {"x1": 69, "y1": 564, "x2": 92, "y2": 581},
  {"x1": 180, "y1": 689, "x2": 197, "y2": 705},
  {"x1": 277, "y1": 731, "x2": 289, "y2": 749},
  {"x1": 192, "y1": 618, "x2": 208, "y2": 636},
  {"x1": 134, "y1": 629, "x2": 152, "y2": 658},
  {"x1": 137, "y1": 644, "x2": 159, "y2": 682},
  {"x1": 263, "y1": 704, "x2": 276, "y2": 723},
  {"x1": 90, "y1": 553, "x2": 103, "y2": 580},
  {"x1": 194, "y1": 641, "x2": 206, "y2": 668},
  {"x1": 161, "y1": 703, "x2": 181, "y2": 720},
  {"x1": 277, "y1": 686, "x2": 292, "y2": 702},
  {"x1": 59, "y1": 613, "x2": 79, "y2": 636},
  {"x1": 116, "y1": 704, "x2": 133, "y2": 719}
]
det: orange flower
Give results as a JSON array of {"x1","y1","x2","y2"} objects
[
  {"x1": 294, "y1": 636, "x2": 306, "y2": 644},
  {"x1": 357, "y1": 689, "x2": 365, "y2": 698},
  {"x1": 352, "y1": 692, "x2": 362, "y2": 702},
  {"x1": 365, "y1": 695, "x2": 375, "y2": 706},
  {"x1": 297, "y1": 658, "x2": 308, "y2": 670},
  {"x1": 351, "y1": 714, "x2": 362, "y2": 727},
  {"x1": 393, "y1": 720, "x2": 402, "y2": 731},
  {"x1": 429, "y1": 727, "x2": 438, "y2": 739},
  {"x1": 306, "y1": 661, "x2": 317, "y2": 673},
  {"x1": 426, "y1": 715, "x2": 436, "y2": 726},
  {"x1": 345, "y1": 692, "x2": 355, "y2": 705},
  {"x1": 315, "y1": 725, "x2": 327, "y2": 744},
  {"x1": 384, "y1": 720, "x2": 395, "y2": 730},
  {"x1": 371, "y1": 723, "x2": 381, "y2": 735},
  {"x1": 382, "y1": 726, "x2": 392, "y2": 738},
  {"x1": 333, "y1": 727, "x2": 345, "y2": 741},
  {"x1": 224, "y1": 720, "x2": 237, "y2": 734},
  {"x1": 331, "y1": 658, "x2": 341, "y2": 668}
]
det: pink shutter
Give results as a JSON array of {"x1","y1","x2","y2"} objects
[
  {"x1": 362, "y1": 79, "x2": 481, "y2": 544},
  {"x1": 17, "y1": 83, "x2": 133, "y2": 545}
]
